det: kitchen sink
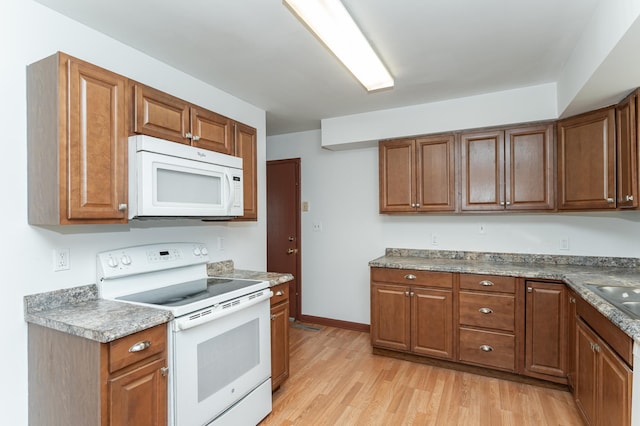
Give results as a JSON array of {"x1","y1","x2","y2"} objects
[{"x1": 585, "y1": 284, "x2": 640, "y2": 319}]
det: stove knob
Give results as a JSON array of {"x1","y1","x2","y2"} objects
[
  {"x1": 200, "y1": 246, "x2": 208, "y2": 256},
  {"x1": 107, "y1": 257, "x2": 119, "y2": 268},
  {"x1": 121, "y1": 255, "x2": 132, "y2": 266},
  {"x1": 193, "y1": 247, "x2": 202, "y2": 256}
]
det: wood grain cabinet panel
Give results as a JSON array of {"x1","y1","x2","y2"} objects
[
  {"x1": 371, "y1": 268, "x2": 454, "y2": 360},
  {"x1": 616, "y1": 90, "x2": 639, "y2": 208},
  {"x1": 524, "y1": 281, "x2": 567, "y2": 383},
  {"x1": 270, "y1": 283, "x2": 290, "y2": 391},
  {"x1": 459, "y1": 292, "x2": 515, "y2": 332},
  {"x1": 28, "y1": 324, "x2": 168, "y2": 426},
  {"x1": 27, "y1": 52, "x2": 128, "y2": 225},
  {"x1": 379, "y1": 135, "x2": 455, "y2": 212},
  {"x1": 132, "y1": 82, "x2": 234, "y2": 155},
  {"x1": 557, "y1": 108, "x2": 616, "y2": 210},
  {"x1": 461, "y1": 124, "x2": 554, "y2": 211},
  {"x1": 566, "y1": 289, "x2": 578, "y2": 390},
  {"x1": 233, "y1": 122, "x2": 258, "y2": 220}
]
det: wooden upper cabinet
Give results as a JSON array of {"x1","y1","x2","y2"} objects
[
  {"x1": 379, "y1": 135, "x2": 455, "y2": 213},
  {"x1": 557, "y1": 108, "x2": 616, "y2": 210},
  {"x1": 415, "y1": 136, "x2": 456, "y2": 212},
  {"x1": 132, "y1": 83, "x2": 233, "y2": 154},
  {"x1": 616, "y1": 91, "x2": 639, "y2": 209},
  {"x1": 461, "y1": 124, "x2": 554, "y2": 211},
  {"x1": 461, "y1": 130, "x2": 504, "y2": 211},
  {"x1": 27, "y1": 52, "x2": 128, "y2": 225},
  {"x1": 191, "y1": 107, "x2": 233, "y2": 154},
  {"x1": 505, "y1": 125, "x2": 555, "y2": 210},
  {"x1": 379, "y1": 139, "x2": 415, "y2": 212},
  {"x1": 233, "y1": 122, "x2": 258, "y2": 220},
  {"x1": 132, "y1": 83, "x2": 190, "y2": 144}
]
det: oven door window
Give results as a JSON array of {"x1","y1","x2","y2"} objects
[
  {"x1": 197, "y1": 318, "x2": 259, "y2": 401},
  {"x1": 171, "y1": 299, "x2": 271, "y2": 426}
]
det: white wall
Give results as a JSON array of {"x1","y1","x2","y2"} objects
[
  {"x1": 267, "y1": 130, "x2": 640, "y2": 326},
  {"x1": 2, "y1": 1, "x2": 267, "y2": 424}
]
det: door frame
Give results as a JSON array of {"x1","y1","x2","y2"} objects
[{"x1": 267, "y1": 158, "x2": 302, "y2": 320}]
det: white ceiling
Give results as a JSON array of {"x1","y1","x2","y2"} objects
[{"x1": 35, "y1": 0, "x2": 602, "y2": 136}]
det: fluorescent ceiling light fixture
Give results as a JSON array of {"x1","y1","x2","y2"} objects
[{"x1": 284, "y1": 0, "x2": 394, "y2": 92}]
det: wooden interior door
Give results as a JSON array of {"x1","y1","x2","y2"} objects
[{"x1": 267, "y1": 159, "x2": 301, "y2": 320}]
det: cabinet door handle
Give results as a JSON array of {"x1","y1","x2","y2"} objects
[
  {"x1": 478, "y1": 307, "x2": 493, "y2": 314},
  {"x1": 404, "y1": 274, "x2": 416, "y2": 280},
  {"x1": 271, "y1": 314, "x2": 276, "y2": 320},
  {"x1": 185, "y1": 132, "x2": 192, "y2": 139},
  {"x1": 118, "y1": 203, "x2": 127, "y2": 211},
  {"x1": 160, "y1": 367, "x2": 169, "y2": 377},
  {"x1": 479, "y1": 345, "x2": 493, "y2": 352},
  {"x1": 275, "y1": 290, "x2": 284, "y2": 296},
  {"x1": 607, "y1": 197, "x2": 615, "y2": 203},
  {"x1": 626, "y1": 195, "x2": 634, "y2": 202},
  {"x1": 479, "y1": 280, "x2": 494, "y2": 287},
  {"x1": 192, "y1": 135, "x2": 201, "y2": 141},
  {"x1": 404, "y1": 291, "x2": 410, "y2": 297},
  {"x1": 129, "y1": 340, "x2": 151, "y2": 353},
  {"x1": 569, "y1": 297, "x2": 576, "y2": 304},
  {"x1": 527, "y1": 287, "x2": 533, "y2": 293}
]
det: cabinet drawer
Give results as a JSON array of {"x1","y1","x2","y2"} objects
[
  {"x1": 109, "y1": 324, "x2": 167, "y2": 373},
  {"x1": 459, "y1": 274, "x2": 515, "y2": 294},
  {"x1": 271, "y1": 283, "x2": 290, "y2": 307},
  {"x1": 459, "y1": 292, "x2": 515, "y2": 332},
  {"x1": 371, "y1": 268, "x2": 453, "y2": 289},
  {"x1": 459, "y1": 328, "x2": 515, "y2": 371}
]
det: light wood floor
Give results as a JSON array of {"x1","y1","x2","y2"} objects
[{"x1": 260, "y1": 323, "x2": 584, "y2": 426}]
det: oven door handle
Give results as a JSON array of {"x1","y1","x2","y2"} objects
[{"x1": 175, "y1": 290, "x2": 273, "y2": 331}]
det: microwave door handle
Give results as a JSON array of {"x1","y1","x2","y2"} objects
[{"x1": 224, "y1": 171, "x2": 233, "y2": 212}]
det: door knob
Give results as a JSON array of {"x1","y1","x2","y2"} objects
[
  {"x1": 287, "y1": 248, "x2": 298, "y2": 254},
  {"x1": 288, "y1": 236, "x2": 296, "y2": 241}
]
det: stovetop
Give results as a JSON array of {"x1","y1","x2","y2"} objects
[{"x1": 96, "y1": 243, "x2": 270, "y2": 317}]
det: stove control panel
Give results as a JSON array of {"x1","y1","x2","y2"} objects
[{"x1": 97, "y1": 242, "x2": 210, "y2": 280}]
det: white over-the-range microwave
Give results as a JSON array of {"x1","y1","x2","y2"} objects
[{"x1": 128, "y1": 135, "x2": 243, "y2": 220}]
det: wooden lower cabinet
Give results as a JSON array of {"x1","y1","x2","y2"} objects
[
  {"x1": 28, "y1": 323, "x2": 168, "y2": 426},
  {"x1": 574, "y1": 318, "x2": 632, "y2": 426},
  {"x1": 371, "y1": 268, "x2": 454, "y2": 360},
  {"x1": 270, "y1": 283, "x2": 290, "y2": 390},
  {"x1": 566, "y1": 289, "x2": 578, "y2": 390},
  {"x1": 524, "y1": 280, "x2": 567, "y2": 383}
]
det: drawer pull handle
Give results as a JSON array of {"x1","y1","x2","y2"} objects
[
  {"x1": 129, "y1": 340, "x2": 151, "y2": 353},
  {"x1": 404, "y1": 274, "x2": 417, "y2": 280},
  {"x1": 478, "y1": 307, "x2": 493, "y2": 314},
  {"x1": 275, "y1": 290, "x2": 284, "y2": 296},
  {"x1": 479, "y1": 280, "x2": 494, "y2": 287},
  {"x1": 479, "y1": 345, "x2": 493, "y2": 352}
]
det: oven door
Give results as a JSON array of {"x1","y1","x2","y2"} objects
[{"x1": 170, "y1": 294, "x2": 271, "y2": 426}]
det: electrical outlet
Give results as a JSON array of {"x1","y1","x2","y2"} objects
[
  {"x1": 312, "y1": 222, "x2": 322, "y2": 232},
  {"x1": 218, "y1": 237, "x2": 225, "y2": 251},
  {"x1": 53, "y1": 248, "x2": 70, "y2": 271},
  {"x1": 431, "y1": 233, "x2": 438, "y2": 246},
  {"x1": 479, "y1": 224, "x2": 486, "y2": 234},
  {"x1": 560, "y1": 237, "x2": 570, "y2": 251}
]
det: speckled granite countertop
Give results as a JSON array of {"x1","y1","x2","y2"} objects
[
  {"x1": 24, "y1": 261, "x2": 293, "y2": 343},
  {"x1": 370, "y1": 248, "x2": 640, "y2": 343}
]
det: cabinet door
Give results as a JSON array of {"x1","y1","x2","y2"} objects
[
  {"x1": 566, "y1": 290, "x2": 578, "y2": 390},
  {"x1": 191, "y1": 107, "x2": 234, "y2": 154},
  {"x1": 109, "y1": 358, "x2": 167, "y2": 426},
  {"x1": 616, "y1": 92, "x2": 638, "y2": 208},
  {"x1": 370, "y1": 283, "x2": 411, "y2": 351},
  {"x1": 270, "y1": 301, "x2": 290, "y2": 391},
  {"x1": 67, "y1": 58, "x2": 128, "y2": 222},
  {"x1": 379, "y1": 139, "x2": 416, "y2": 212},
  {"x1": 574, "y1": 319, "x2": 598, "y2": 425},
  {"x1": 415, "y1": 135, "x2": 456, "y2": 212},
  {"x1": 504, "y1": 125, "x2": 555, "y2": 210},
  {"x1": 461, "y1": 130, "x2": 505, "y2": 211},
  {"x1": 598, "y1": 340, "x2": 632, "y2": 426},
  {"x1": 234, "y1": 122, "x2": 258, "y2": 220},
  {"x1": 132, "y1": 83, "x2": 190, "y2": 144},
  {"x1": 412, "y1": 288, "x2": 453, "y2": 359},
  {"x1": 557, "y1": 108, "x2": 616, "y2": 210},
  {"x1": 524, "y1": 282, "x2": 567, "y2": 380}
]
